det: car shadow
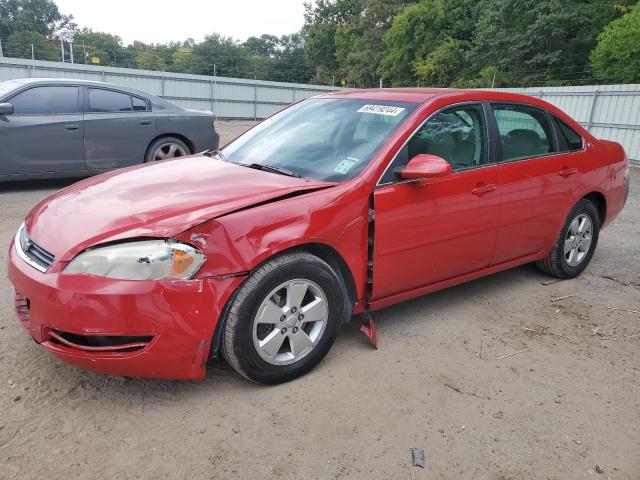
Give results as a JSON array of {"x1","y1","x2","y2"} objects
[
  {"x1": 0, "y1": 177, "x2": 86, "y2": 192},
  {"x1": 27, "y1": 262, "x2": 557, "y2": 403}
]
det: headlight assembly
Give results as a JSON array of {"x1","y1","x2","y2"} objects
[{"x1": 64, "y1": 240, "x2": 206, "y2": 280}]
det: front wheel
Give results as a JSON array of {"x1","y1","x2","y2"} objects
[
  {"x1": 220, "y1": 252, "x2": 345, "y2": 384},
  {"x1": 536, "y1": 199, "x2": 600, "y2": 278}
]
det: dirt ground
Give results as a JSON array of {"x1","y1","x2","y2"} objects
[{"x1": 0, "y1": 120, "x2": 638, "y2": 480}]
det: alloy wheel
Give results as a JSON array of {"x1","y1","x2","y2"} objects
[
  {"x1": 564, "y1": 213, "x2": 593, "y2": 267},
  {"x1": 152, "y1": 142, "x2": 188, "y2": 161},
  {"x1": 252, "y1": 279, "x2": 329, "y2": 366}
]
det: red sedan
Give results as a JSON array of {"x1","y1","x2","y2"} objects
[{"x1": 8, "y1": 89, "x2": 629, "y2": 384}]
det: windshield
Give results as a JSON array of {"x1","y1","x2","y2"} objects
[
  {"x1": 0, "y1": 80, "x2": 22, "y2": 100},
  {"x1": 221, "y1": 98, "x2": 418, "y2": 182}
]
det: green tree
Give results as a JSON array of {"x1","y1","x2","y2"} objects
[
  {"x1": 73, "y1": 29, "x2": 132, "y2": 67},
  {"x1": 378, "y1": 0, "x2": 482, "y2": 86},
  {"x1": 135, "y1": 50, "x2": 166, "y2": 71},
  {"x1": 4, "y1": 29, "x2": 57, "y2": 60},
  {"x1": 170, "y1": 43, "x2": 199, "y2": 73},
  {"x1": 302, "y1": 0, "x2": 360, "y2": 83},
  {"x1": 190, "y1": 34, "x2": 250, "y2": 77},
  {"x1": 378, "y1": 0, "x2": 448, "y2": 86},
  {"x1": 275, "y1": 33, "x2": 312, "y2": 83},
  {"x1": 243, "y1": 34, "x2": 280, "y2": 56},
  {"x1": 0, "y1": 0, "x2": 74, "y2": 38},
  {"x1": 591, "y1": 5, "x2": 640, "y2": 83},
  {"x1": 414, "y1": 38, "x2": 467, "y2": 86},
  {"x1": 471, "y1": 0, "x2": 629, "y2": 86}
]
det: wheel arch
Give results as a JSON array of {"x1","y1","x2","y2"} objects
[
  {"x1": 145, "y1": 133, "x2": 195, "y2": 157},
  {"x1": 208, "y1": 242, "x2": 358, "y2": 359},
  {"x1": 582, "y1": 191, "x2": 607, "y2": 225}
]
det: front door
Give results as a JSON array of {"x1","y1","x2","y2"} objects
[
  {"x1": 372, "y1": 103, "x2": 501, "y2": 300},
  {"x1": 0, "y1": 85, "x2": 84, "y2": 176}
]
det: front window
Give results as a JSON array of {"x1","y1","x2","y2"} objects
[
  {"x1": 221, "y1": 98, "x2": 418, "y2": 182},
  {"x1": 379, "y1": 103, "x2": 489, "y2": 184},
  {"x1": 9, "y1": 86, "x2": 80, "y2": 115}
]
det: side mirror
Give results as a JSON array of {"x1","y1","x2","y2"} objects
[
  {"x1": 0, "y1": 103, "x2": 14, "y2": 115},
  {"x1": 399, "y1": 154, "x2": 452, "y2": 180}
]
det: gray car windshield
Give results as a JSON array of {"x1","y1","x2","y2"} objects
[{"x1": 221, "y1": 98, "x2": 418, "y2": 182}]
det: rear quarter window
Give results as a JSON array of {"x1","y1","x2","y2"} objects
[{"x1": 556, "y1": 118, "x2": 584, "y2": 152}]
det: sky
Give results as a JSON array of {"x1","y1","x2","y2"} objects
[{"x1": 54, "y1": 0, "x2": 309, "y2": 45}]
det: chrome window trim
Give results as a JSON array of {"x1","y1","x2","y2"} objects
[
  {"x1": 14, "y1": 224, "x2": 50, "y2": 273},
  {"x1": 376, "y1": 101, "x2": 490, "y2": 188}
]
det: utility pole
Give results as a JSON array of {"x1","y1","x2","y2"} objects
[
  {"x1": 69, "y1": 41, "x2": 74, "y2": 64},
  {"x1": 60, "y1": 38, "x2": 65, "y2": 62},
  {"x1": 213, "y1": 63, "x2": 217, "y2": 118},
  {"x1": 0, "y1": 39, "x2": 3, "y2": 58},
  {"x1": 31, "y1": 44, "x2": 35, "y2": 61}
]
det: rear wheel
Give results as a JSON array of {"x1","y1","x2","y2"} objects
[
  {"x1": 144, "y1": 137, "x2": 190, "y2": 162},
  {"x1": 536, "y1": 199, "x2": 600, "y2": 278},
  {"x1": 220, "y1": 252, "x2": 344, "y2": 384}
]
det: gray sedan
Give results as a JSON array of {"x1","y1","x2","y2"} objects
[{"x1": 0, "y1": 78, "x2": 220, "y2": 181}]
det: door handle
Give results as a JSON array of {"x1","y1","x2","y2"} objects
[
  {"x1": 559, "y1": 167, "x2": 577, "y2": 177},
  {"x1": 471, "y1": 183, "x2": 497, "y2": 195},
  {"x1": 65, "y1": 124, "x2": 79, "y2": 130},
  {"x1": 139, "y1": 120, "x2": 152, "y2": 125}
]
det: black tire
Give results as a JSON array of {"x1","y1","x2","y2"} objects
[
  {"x1": 536, "y1": 199, "x2": 600, "y2": 279},
  {"x1": 144, "y1": 136, "x2": 190, "y2": 163},
  {"x1": 220, "y1": 252, "x2": 345, "y2": 384}
]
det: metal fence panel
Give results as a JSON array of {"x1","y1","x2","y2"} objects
[
  {"x1": 0, "y1": 57, "x2": 339, "y2": 120},
  {"x1": 498, "y1": 84, "x2": 640, "y2": 163}
]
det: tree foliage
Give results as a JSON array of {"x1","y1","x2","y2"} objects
[
  {"x1": 0, "y1": 0, "x2": 637, "y2": 87},
  {"x1": 591, "y1": 5, "x2": 640, "y2": 83}
]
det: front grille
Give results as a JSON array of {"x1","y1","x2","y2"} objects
[
  {"x1": 16, "y1": 224, "x2": 55, "y2": 272},
  {"x1": 24, "y1": 241, "x2": 55, "y2": 270}
]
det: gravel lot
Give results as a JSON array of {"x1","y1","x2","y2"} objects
[{"x1": 1, "y1": 121, "x2": 638, "y2": 479}]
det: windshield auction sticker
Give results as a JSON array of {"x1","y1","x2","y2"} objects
[{"x1": 358, "y1": 105, "x2": 405, "y2": 116}]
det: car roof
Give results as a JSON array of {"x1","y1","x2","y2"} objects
[
  {"x1": 1, "y1": 77, "x2": 179, "y2": 108},
  {"x1": 315, "y1": 87, "x2": 547, "y2": 105}
]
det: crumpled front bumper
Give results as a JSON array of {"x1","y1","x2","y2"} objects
[{"x1": 7, "y1": 239, "x2": 243, "y2": 380}]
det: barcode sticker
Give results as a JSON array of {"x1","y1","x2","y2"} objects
[{"x1": 357, "y1": 105, "x2": 405, "y2": 116}]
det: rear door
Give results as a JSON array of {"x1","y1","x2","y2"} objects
[
  {"x1": 372, "y1": 103, "x2": 501, "y2": 299},
  {"x1": 83, "y1": 87, "x2": 156, "y2": 170},
  {"x1": 0, "y1": 85, "x2": 84, "y2": 176},
  {"x1": 490, "y1": 103, "x2": 578, "y2": 265}
]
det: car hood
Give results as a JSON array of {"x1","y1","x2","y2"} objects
[{"x1": 25, "y1": 156, "x2": 334, "y2": 261}]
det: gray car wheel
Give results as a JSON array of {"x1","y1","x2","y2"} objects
[{"x1": 145, "y1": 137, "x2": 190, "y2": 163}]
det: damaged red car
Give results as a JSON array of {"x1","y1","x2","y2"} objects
[{"x1": 8, "y1": 89, "x2": 629, "y2": 384}]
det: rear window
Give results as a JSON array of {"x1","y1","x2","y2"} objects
[
  {"x1": 88, "y1": 88, "x2": 147, "y2": 113},
  {"x1": 492, "y1": 104, "x2": 555, "y2": 161},
  {"x1": 556, "y1": 118, "x2": 583, "y2": 152}
]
